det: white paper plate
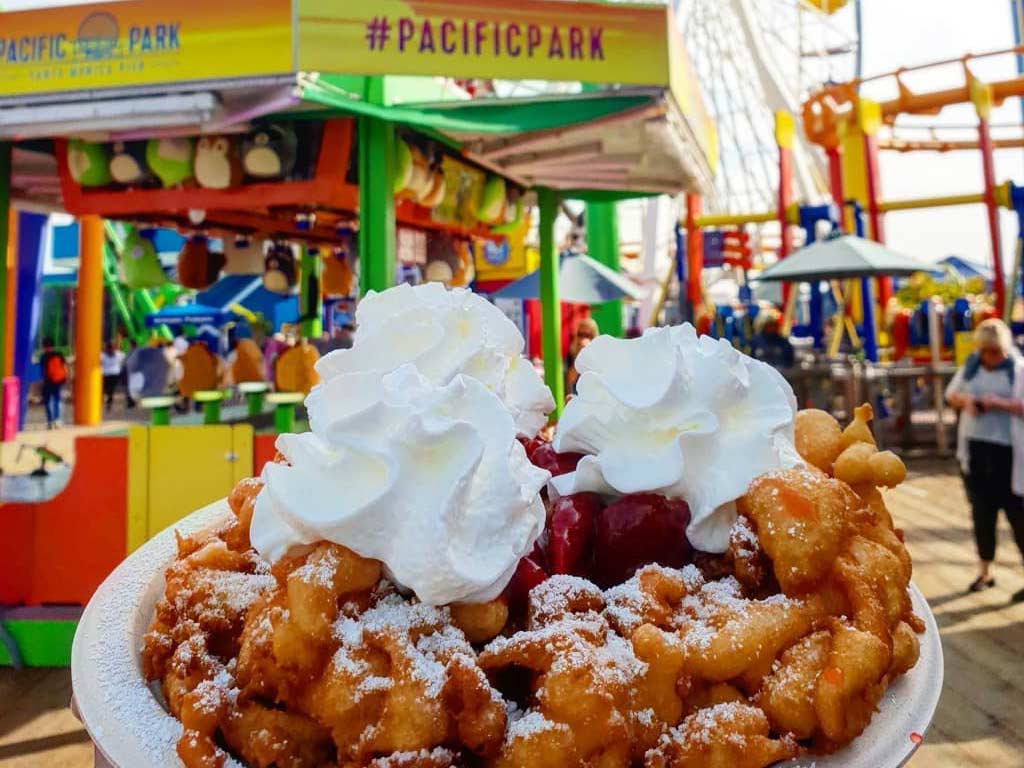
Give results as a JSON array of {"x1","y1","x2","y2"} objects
[{"x1": 72, "y1": 500, "x2": 944, "y2": 768}]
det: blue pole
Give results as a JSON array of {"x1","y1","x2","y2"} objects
[
  {"x1": 13, "y1": 212, "x2": 46, "y2": 428},
  {"x1": 852, "y1": 204, "x2": 878, "y2": 362},
  {"x1": 799, "y1": 205, "x2": 827, "y2": 349},
  {"x1": 1012, "y1": 1, "x2": 1024, "y2": 130}
]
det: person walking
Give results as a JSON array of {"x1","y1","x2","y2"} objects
[
  {"x1": 39, "y1": 338, "x2": 67, "y2": 429},
  {"x1": 100, "y1": 340, "x2": 126, "y2": 412},
  {"x1": 946, "y1": 318, "x2": 1024, "y2": 599}
]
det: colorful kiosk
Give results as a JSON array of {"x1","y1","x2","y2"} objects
[{"x1": 0, "y1": 0, "x2": 715, "y2": 665}]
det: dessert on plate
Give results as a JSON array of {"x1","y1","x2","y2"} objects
[{"x1": 142, "y1": 284, "x2": 924, "y2": 768}]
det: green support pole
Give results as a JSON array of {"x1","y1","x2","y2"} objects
[
  {"x1": 586, "y1": 200, "x2": 624, "y2": 337},
  {"x1": 358, "y1": 77, "x2": 396, "y2": 295},
  {"x1": 537, "y1": 187, "x2": 565, "y2": 418},
  {"x1": 0, "y1": 142, "x2": 10, "y2": 375},
  {"x1": 299, "y1": 246, "x2": 323, "y2": 339}
]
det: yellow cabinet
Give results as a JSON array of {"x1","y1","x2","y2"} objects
[{"x1": 127, "y1": 424, "x2": 253, "y2": 551}]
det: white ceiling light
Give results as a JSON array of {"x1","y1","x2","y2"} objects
[{"x1": 0, "y1": 92, "x2": 221, "y2": 140}]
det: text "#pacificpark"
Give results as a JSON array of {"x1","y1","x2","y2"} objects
[{"x1": 364, "y1": 16, "x2": 606, "y2": 60}]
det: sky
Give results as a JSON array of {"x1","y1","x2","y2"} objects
[{"x1": 859, "y1": 0, "x2": 1023, "y2": 268}]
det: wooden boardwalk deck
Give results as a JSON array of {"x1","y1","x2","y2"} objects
[{"x1": 1, "y1": 458, "x2": 1022, "y2": 767}]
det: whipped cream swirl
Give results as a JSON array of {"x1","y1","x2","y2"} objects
[
  {"x1": 251, "y1": 364, "x2": 550, "y2": 605},
  {"x1": 551, "y1": 324, "x2": 801, "y2": 553},
  {"x1": 316, "y1": 282, "x2": 554, "y2": 437}
]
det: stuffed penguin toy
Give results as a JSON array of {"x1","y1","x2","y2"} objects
[
  {"x1": 195, "y1": 135, "x2": 243, "y2": 189},
  {"x1": 120, "y1": 228, "x2": 167, "y2": 289},
  {"x1": 67, "y1": 140, "x2": 112, "y2": 187},
  {"x1": 109, "y1": 141, "x2": 149, "y2": 185},
  {"x1": 146, "y1": 137, "x2": 195, "y2": 187},
  {"x1": 263, "y1": 242, "x2": 298, "y2": 294},
  {"x1": 242, "y1": 124, "x2": 298, "y2": 180},
  {"x1": 223, "y1": 235, "x2": 265, "y2": 275},
  {"x1": 177, "y1": 235, "x2": 225, "y2": 290}
]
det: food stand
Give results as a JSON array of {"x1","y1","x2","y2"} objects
[{"x1": 1, "y1": 0, "x2": 715, "y2": 424}]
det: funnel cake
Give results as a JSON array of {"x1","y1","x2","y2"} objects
[{"x1": 143, "y1": 402, "x2": 923, "y2": 767}]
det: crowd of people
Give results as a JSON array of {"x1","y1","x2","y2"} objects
[{"x1": 33, "y1": 322, "x2": 359, "y2": 428}]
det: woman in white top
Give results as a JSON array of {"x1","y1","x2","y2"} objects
[
  {"x1": 946, "y1": 318, "x2": 1024, "y2": 598},
  {"x1": 100, "y1": 340, "x2": 126, "y2": 412}
]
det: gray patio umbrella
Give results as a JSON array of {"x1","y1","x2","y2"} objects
[
  {"x1": 758, "y1": 234, "x2": 922, "y2": 282},
  {"x1": 493, "y1": 253, "x2": 644, "y2": 303}
]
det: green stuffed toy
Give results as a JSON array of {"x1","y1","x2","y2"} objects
[
  {"x1": 67, "y1": 139, "x2": 112, "y2": 187},
  {"x1": 146, "y1": 137, "x2": 195, "y2": 187},
  {"x1": 475, "y1": 176, "x2": 507, "y2": 224},
  {"x1": 119, "y1": 229, "x2": 167, "y2": 289}
]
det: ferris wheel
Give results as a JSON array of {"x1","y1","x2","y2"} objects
[{"x1": 677, "y1": 0, "x2": 861, "y2": 214}]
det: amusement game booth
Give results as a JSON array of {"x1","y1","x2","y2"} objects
[{"x1": 0, "y1": 0, "x2": 715, "y2": 665}]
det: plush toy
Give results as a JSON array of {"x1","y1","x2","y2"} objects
[
  {"x1": 402, "y1": 148, "x2": 432, "y2": 199},
  {"x1": 146, "y1": 137, "x2": 195, "y2": 187},
  {"x1": 450, "y1": 239, "x2": 476, "y2": 288},
  {"x1": 223, "y1": 235, "x2": 265, "y2": 275},
  {"x1": 274, "y1": 339, "x2": 321, "y2": 394},
  {"x1": 179, "y1": 342, "x2": 219, "y2": 399},
  {"x1": 108, "y1": 141, "x2": 149, "y2": 185},
  {"x1": 194, "y1": 135, "x2": 243, "y2": 189},
  {"x1": 424, "y1": 259, "x2": 454, "y2": 284},
  {"x1": 176, "y1": 235, "x2": 225, "y2": 290},
  {"x1": 491, "y1": 193, "x2": 524, "y2": 234},
  {"x1": 231, "y1": 338, "x2": 265, "y2": 385},
  {"x1": 263, "y1": 242, "x2": 298, "y2": 294},
  {"x1": 242, "y1": 124, "x2": 298, "y2": 180},
  {"x1": 322, "y1": 249, "x2": 355, "y2": 297},
  {"x1": 392, "y1": 139, "x2": 413, "y2": 194},
  {"x1": 119, "y1": 228, "x2": 167, "y2": 289},
  {"x1": 67, "y1": 140, "x2": 112, "y2": 187},
  {"x1": 476, "y1": 176, "x2": 507, "y2": 223},
  {"x1": 417, "y1": 168, "x2": 447, "y2": 208}
]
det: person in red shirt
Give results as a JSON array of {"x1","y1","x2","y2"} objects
[{"x1": 39, "y1": 337, "x2": 68, "y2": 429}]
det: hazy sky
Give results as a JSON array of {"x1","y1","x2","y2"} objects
[{"x1": 860, "y1": 0, "x2": 1022, "y2": 268}]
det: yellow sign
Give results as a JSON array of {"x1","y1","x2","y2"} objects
[
  {"x1": 298, "y1": 0, "x2": 672, "y2": 85},
  {"x1": 0, "y1": 0, "x2": 293, "y2": 97}
]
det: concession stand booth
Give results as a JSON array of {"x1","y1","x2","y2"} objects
[{"x1": 0, "y1": 0, "x2": 714, "y2": 665}]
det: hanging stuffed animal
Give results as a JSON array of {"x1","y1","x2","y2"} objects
[
  {"x1": 119, "y1": 228, "x2": 167, "y2": 289},
  {"x1": 401, "y1": 147, "x2": 432, "y2": 200},
  {"x1": 263, "y1": 242, "x2": 298, "y2": 294},
  {"x1": 194, "y1": 135, "x2": 243, "y2": 189},
  {"x1": 176, "y1": 235, "x2": 225, "y2": 290},
  {"x1": 67, "y1": 140, "x2": 112, "y2": 187},
  {"x1": 223, "y1": 235, "x2": 265, "y2": 275},
  {"x1": 450, "y1": 239, "x2": 476, "y2": 288},
  {"x1": 322, "y1": 248, "x2": 355, "y2": 297},
  {"x1": 417, "y1": 167, "x2": 447, "y2": 209},
  {"x1": 146, "y1": 137, "x2": 195, "y2": 187},
  {"x1": 392, "y1": 139, "x2": 413, "y2": 195},
  {"x1": 475, "y1": 175, "x2": 507, "y2": 224},
  {"x1": 108, "y1": 141, "x2": 149, "y2": 185},
  {"x1": 491, "y1": 192, "x2": 524, "y2": 234},
  {"x1": 424, "y1": 233, "x2": 460, "y2": 286},
  {"x1": 242, "y1": 124, "x2": 298, "y2": 180}
]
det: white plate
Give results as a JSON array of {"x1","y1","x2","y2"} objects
[{"x1": 72, "y1": 500, "x2": 944, "y2": 768}]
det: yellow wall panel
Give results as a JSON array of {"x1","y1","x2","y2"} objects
[
  {"x1": 126, "y1": 425, "x2": 149, "y2": 553},
  {"x1": 146, "y1": 425, "x2": 235, "y2": 539},
  {"x1": 231, "y1": 425, "x2": 254, "y2": 486}
]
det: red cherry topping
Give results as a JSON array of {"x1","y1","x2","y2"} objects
[
  {"x1": 547, "y1": 493, "x2": 603, "y2": 577},
  {"x1": 593, "y1": 493, "x2": 692, "y2": 587}
]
